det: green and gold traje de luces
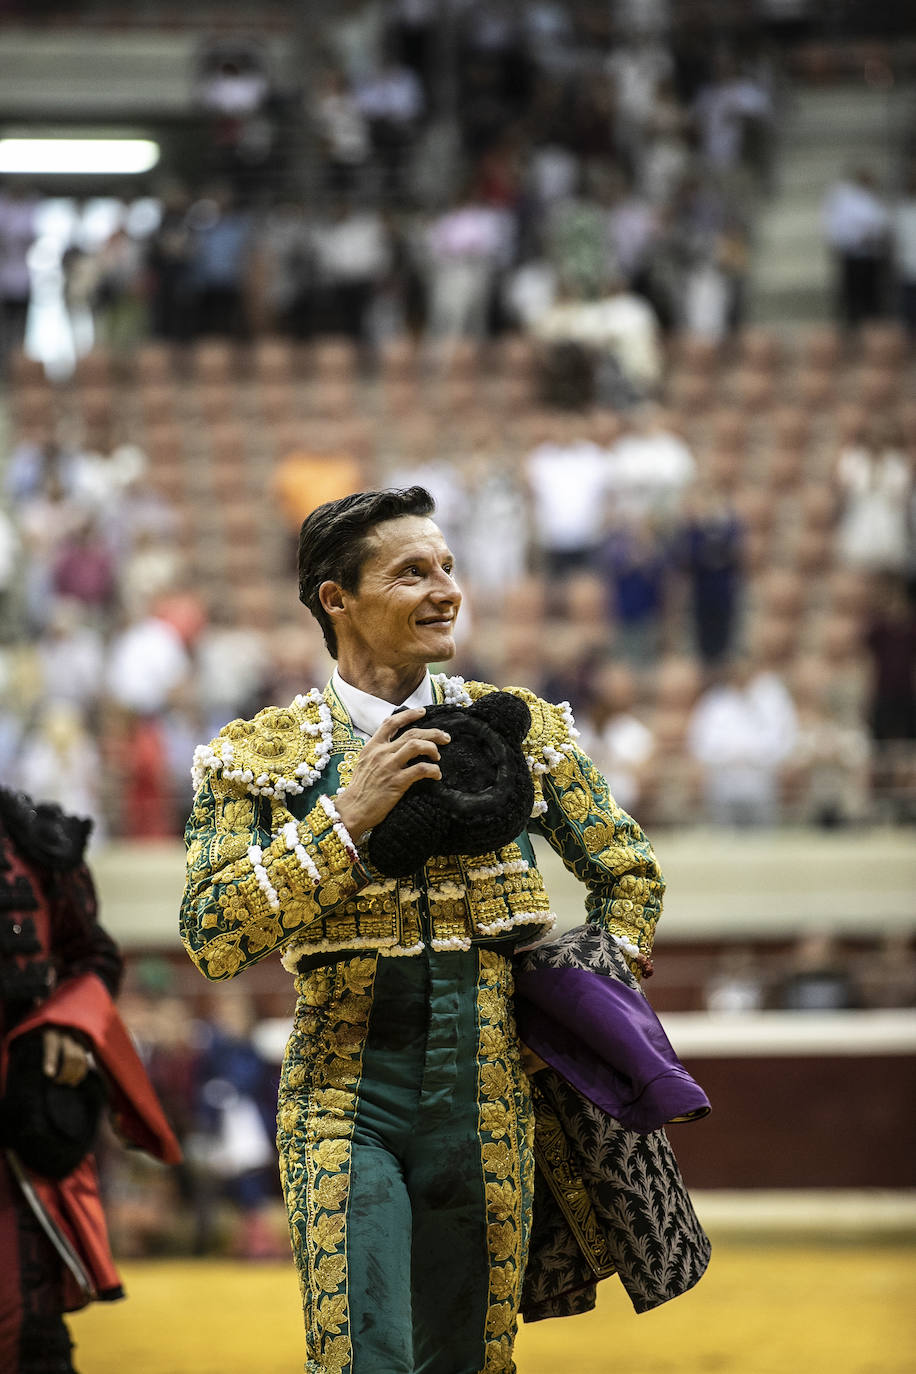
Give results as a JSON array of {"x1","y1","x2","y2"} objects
[{"x1": 180, "y1": 675, "x2": 663, "y2": 983}]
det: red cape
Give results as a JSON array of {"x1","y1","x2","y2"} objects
[{"x1": 2, "y1": 972, "x2": 181, "y2": 1309}]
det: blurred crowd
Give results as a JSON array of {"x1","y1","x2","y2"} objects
[
  {"x1": 0, "y1": 346, "x2": 914, "y2": 839},
  {"x1": 1, "y1": 7, "x2": 783, "y2": 378},
  {"x1": 1, "y1": 9, "x2": 916, "y2": 374},
  {"x1": 0, "y1": 4, "x2": 914, "y2": 838}
]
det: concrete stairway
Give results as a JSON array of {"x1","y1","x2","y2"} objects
[{"x1": 748, "y1": 82, "x2": 914, "y2": 325}]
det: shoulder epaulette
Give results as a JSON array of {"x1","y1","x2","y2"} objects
[
  {"x1": 190, "y1": 690, "x2": 334, "y2": 801},
  {"x1": 461, "y1": 680, "x2": 580, "y2": 817}
]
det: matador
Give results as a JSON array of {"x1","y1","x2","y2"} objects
[{"x1": 180, "y1": 486, "x2": 708, "y2": 1374}]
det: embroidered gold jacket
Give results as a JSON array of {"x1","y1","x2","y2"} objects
[{"x1": 179, "y1": 675, "x2": 664, "y2": 981}]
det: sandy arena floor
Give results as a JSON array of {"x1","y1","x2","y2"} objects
[{"x1": 69, "y1": 1243, "x2": 915, "y2": 1374}]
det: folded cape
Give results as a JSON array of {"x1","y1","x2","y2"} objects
[{"x1": 514, "y1": 926, "x2": 709, "y2": 1132}]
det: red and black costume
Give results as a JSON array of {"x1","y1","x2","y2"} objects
[{"x1": 0, "y1": 787, "x2": 180, "y2": 1374}]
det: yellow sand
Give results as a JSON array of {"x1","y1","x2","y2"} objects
[{"x1": 70, "y1": 1245, "x2": 916, "y2": 1374}]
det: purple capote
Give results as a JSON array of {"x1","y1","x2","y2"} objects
[{"x1": 514, "y1": 965, "x2": 710, "y2": 1133}]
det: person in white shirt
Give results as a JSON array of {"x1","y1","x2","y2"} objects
[
  {"x1": 822, "y1": 169, "x2": 891, "y2": 326},
  {"x1": 687, "y1": 655, "x2": 798, "y2": 826},
  {"x1": 524, "y1": 414, "x2": 614, "y2": 576}
]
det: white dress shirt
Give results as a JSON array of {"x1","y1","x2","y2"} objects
[{"x1": 331, "y1": 666, "x2": 433, "y2": 741}]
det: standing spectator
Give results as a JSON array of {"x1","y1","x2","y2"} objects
[
  {"x1": 598, "y1": 516, "x2": 669, "y2": 666},
  {"x1": 15, "y1": 701, "x2": 106, "y2": 845},
  {"x1": 105, "y1": 609, "x2": 190, "y2": 717},
  {"x1": 687, "y1": 654, "x2": 798, "y2": 826},
  {"x1": 607, "y1": 405, "x2": 697, "y2": 522},
  {"x1": 606, "y1": 33, "x2": 674, "y2": 177},
  {"x1": 193, "y1": 40, "x2": 275, "y2": 188},
  {"x1": 0, "y1": 181, "x2": 39, "y2": 371},
  {"x1": 193, "y1": 994, "x2": 281, "y2": 1260},
  {"x1": 678, "y1": 482, "x2": 745, "y2": 665},
  {"x1": 603, "y1": 171, "x2": 659, "y2": 294},
  {"x1": 524, "y1": 414, "x2": 612, "y2": 577},
  {"x1": 865, "y1": 577, "x2": 916, "y2": 821},
  {"x1": 822, "y1": 169, "x2": 891, "y2": 327},
  {"x1": 641, "y1": 76, "x2": 691, "y2": 207},
  {"x1": 682, "y1": 217, "x2": 750, "y2": 341},
  {"x1": 89, "y1": 226, "x2": 149, "y2": 351},
  {"x1": 311, "y1": 199, "x2": 391, "y2": 343},
  {"x1": 248, "y1": 199, "x2": 314, "y2": 337},
  {"x1": 311, "y1": 68, "x2": 371, "y2": 196},
  {"x1": 692, "y1": 52, "x2": 773, "y2": 185},
  {"x1": 354, "y1": 47, "x2": 425, "y2": 198},
  {"x1": 71, "y1": 426, "x2": 147, "y2": 523},
  {"x1": 194, "y1": 604, "x2": 271, "y2": 740},
  {"x1": 16, "y1": 474, "x2": 85, "y2": 632},
  {"x1": 891, "y1": 163, "x2": 916, "y2": 340},
  {"x1": 457, "y1": 447, "x2": 529, "y2": 608},
  {"x1": 186, "y1": 186, "x2": 253, "y2": 337},
  {"x1": 865, "y1": 576, "x2": 916, "y2": 746},
  {"x1": 424, "y1": 186, "x2": 512, "y2": 347},
  {"x1": 50, "y1": 516, "x2": 117, "y2": 623},
  {"x1": 834, "y1": 416, "x2": 911, "y2": 576},
  {"x1": 35, "y1": 600, "x2": 105, "y2": 715},
  {"x1": 146, "y1": 183, "x2": 193, "y2": 341}
]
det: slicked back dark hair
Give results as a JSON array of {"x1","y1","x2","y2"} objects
[{"x1": 298, "y1": 487, "x2": 436, "y2": 657}]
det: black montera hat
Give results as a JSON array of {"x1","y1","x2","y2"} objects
[
  {"x1": 0, "y1": 1031, "x2": 106, "y2": 1179},
  {"x1": 367, "y1": 692, "x2": 534, "y2": 878}
]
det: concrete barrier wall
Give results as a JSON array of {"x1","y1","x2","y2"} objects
[{"x1": 91, "y1": 827, "x2": 915, "y2": 949}]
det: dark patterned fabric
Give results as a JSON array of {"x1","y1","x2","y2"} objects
[
  {"x1": 517, "y1": 923, "x2": 641, "y2": 986},
  {"x1": 524, "y1": 1071, "x2": 711, "y2": 1317},
  {"x1": 518, "y1": 925, "x2": 711, "y2": 1321}
]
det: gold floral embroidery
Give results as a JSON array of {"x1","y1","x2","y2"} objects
[
  {"x1": 560, "y1": 786, "x2": 590, "y2": 823},
  {"x1": 220, "y1": 797, "x2": 256, "y2": 830},
  {"x1": 582, "y1": 820, "x2": 617, "y2": 855},
  {"x1": 476, "y1": 950, "x2": 534, "y2": 1374},
  {"x1": 277, "y1": 956, "x2": 378, "y2": 1374}
]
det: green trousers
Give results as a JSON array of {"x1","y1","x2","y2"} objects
[{"x1": 277, "y1": 947, "x2": 535, "y2": 1374}]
